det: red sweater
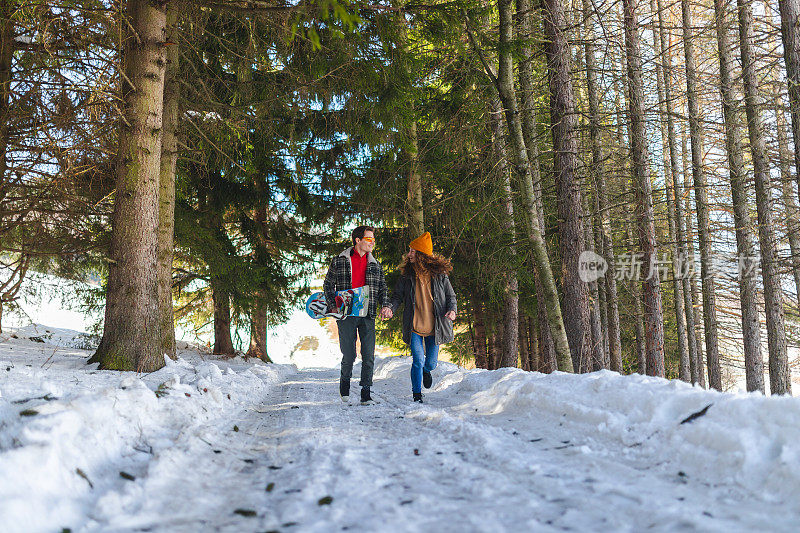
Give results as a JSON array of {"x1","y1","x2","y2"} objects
[{"x1": 350, "y1": 249, "x2": 367, "y2": 289}]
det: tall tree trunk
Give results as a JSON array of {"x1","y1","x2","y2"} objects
[
  {"x1": 778, "y1": 0, "x2": 800, "y2": 199},
  {"x1": 737, "y1": 0, "x2": 792, "y2": 395},
  {"x1": 394, "y1": 13, "x2": 424, "y2": 237},
  {"x1": 528, "y1": 315, "x2": 540, "y2": 371},
  {"x1": 489, "y1": 96, "x2": 520, "y2": 368},
  {"x1": 622, "y1": 0, "x2": 665, "y2": 377},
  {"x1": 406, "y1": 121, "x2": 424, "y2": 237},
  {"x1": 767, "y1": 0, "x2": 800, "y2": 313},
  {"x1": 595, "y1": 220, "x2": 611, "y2": 366},
  {"x1": 487, "y1": 331, "x2": 497, "y2": 370},
  {"x1": 541, "y1": 0, "x2": 591, "y2": 373},
  {"x1": 681, "y1": 0, "x2": 721, "y2": 389},
  {"x1": 650, "y1": 10, "x2": 692, "y2": 382},
  {"x1": 581, "y1": 0, "x2": 620, "y2": 373},
  {"x1": 0, "y1": 0, "x2": 13, "y2": 208},
  {"x1": 585, "y1": 204, "x2": 606, "y2": 371},
  {"x1": 627, "y1": 223, "x2": 647, "y2": 374},
  {"x1": 211, "y1": 275, "x2": 235, "y2": 356},
  {"x1": 158, "y1": 1, "x2": 179, "y2": 360},
  {"x1": 518, "y1": 315, "x2": 530, "y2": 371},
  {"x1": 247, "y1": 304, "x2": 271, "y2": 362},
  {"x1": 0, "y1": 0, "x2": 14, "y2": 335},
  {"x1": 655, "y1": 1, "x2": 695, "y2": 383},
  {"x1": 661, "y1": 22, "x2": 701, "y2": 386},
  {"x1": 775, "y1": 101, "x2": 800, "y2": 313},
  {"x1": 681, "y1": 131, "x2": 706, "y2": 387},
  {"x1": 465, "y1": 1, "x2": 573, "y2": 372},
  {"x1": 492, "y1": 320, "x2": 505, "y2": 369},
  {"x1": 472, "y1": 297, "x2": 489, "y2": 369},
  {"x1": 579, "y1": 0, "x2": 608, "y2": 371},
  {"x1": 247, "y1": 184, "x2": 272, "y2": 363},
  {"x1": 517, "y1": 0, "x2": 557, "y2": 373},
  {"x1": 651, "y1": 0, "x2": 690, "y2": 382},
  {"x1": 92, "y1": 0, "x2": 168, "y2": 371}
]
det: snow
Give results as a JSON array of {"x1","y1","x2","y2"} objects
[
  {"x1": 2, "y1": 312, "x2": 800, "y2": 532},
  {"x1": 267, "y1": 312, "x2": 341, "y2": 369}
]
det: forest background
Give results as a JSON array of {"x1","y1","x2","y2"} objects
[{"x1": 5, "y1": 0, "x2": 800, "y2": 395}]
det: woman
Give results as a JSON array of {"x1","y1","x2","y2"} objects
[{"x1": 381, "y1": 232, "x2": 457, "y2": 403}]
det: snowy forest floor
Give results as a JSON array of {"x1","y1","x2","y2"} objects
[{"x1": 2, "y1": 319, "x2": 800, "y2": 532}]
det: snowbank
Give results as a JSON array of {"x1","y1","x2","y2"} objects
[
  {"x1": 427, "y1": 363, "x2": 800, "y2": 502},
  {"x1": 0, "y1": 347, "x2": 295, "y2": 533}
]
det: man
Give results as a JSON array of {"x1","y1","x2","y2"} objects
[{"x1": 323, "y1": 226, "x2": 388, "y2": 404}]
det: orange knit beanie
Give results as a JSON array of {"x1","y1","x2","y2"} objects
[{"x1": 410, "y1": 232, "x2": 433, "y2": 256}]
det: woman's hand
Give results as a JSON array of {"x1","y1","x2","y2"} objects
[
  {"x1": 445, "y1": 310, "x2": 456, "y2": 322},
  {"x1": 380, "y1": 306, "x2": 393, "y2": 319}
]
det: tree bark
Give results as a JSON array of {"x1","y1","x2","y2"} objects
[
  {"x1": 487, "y1": 331, "x2": 497, "y2": 370},
  {"x1": 406, "y1": 121, "x2": 424, "y2": 237},
  {"x1": 247, "y1": 303, "x2": 271, "y2": 362},
  {"x1": 541, "y1": 0, "x2": 591, "y2": 373},
  {"x1": 775, "y1": 100, "x2": 800, "y2": 313},
  {"x1": 681, "y1": 131, "x2": 705, "y2": 386},
  {"x1": 158, "y1": 1, "x2": 179, "y2": 360},
  {"x1": 489, "y1": 96, "x2": 520, "y2": 368},
  {"x1": 0, "y1": 0, "x2": 13, "y2": 206},
  {"x1": 650, "y1": 0, "x2": 692, "y2": 383},
  {"x1": 518, "y1": 315, "x2": 530, "y2": 371},
  {"x1": 517, "y1": 0, "x2": 557, "y2": 373},
  {"x1": 654, "y1": 2, "x2": 694, "y2": 383},
  {"x1": 627, "y1": 222, "x2": 647, "y2": 374},
  {"x1": 472, "y1": 296, "x2": 489, "y2": 369},
  {"x1": 583, "y1": 0, "x2": 621, "y2": 372},
  {"x1": 92, "y1": 0, "x2": 168, "y2": 371},
  {"x1": 622, "y1": 0, "x2": 665, "y2": 377},
  {"x1": 681, "y1": 0, "x2": 721, "y2": 389},
  {"x1": 528, "y1": 315, "x2": 540, "y2": 371},
  {"x1": 575, "y1": 4, "x2": 606, "y2": 372},
  {"x1": 211, "y1": 275, "x2": 235, "y2": 356},
  {"x1": 492, "y1": 320, "x2": 504, "y2": 370},
  {"x1": 767, "y1": 0, "x2": 800, "y2": 313},
  {"x1": 778, "y1": 0, "x2": 800, "y2": 201},
  {"x1": 651, "y1": 0, "x2": 690, "y2": 382},
  {"x1": 585, "y1": 202, "x2": 606, "y2": 371},
  {"x1": 737, "y1": 0, "x2": 792, "y2": 395},
  {"x1": 393, "y1": 12, "x2": 424, "y2": 238},
  {"x1": 659, "y1": 21, "x2": 701, "y2": 386}
]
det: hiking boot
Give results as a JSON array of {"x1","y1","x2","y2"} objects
[
  {"x1": 360, "y1": 387, "x2": 374, "y2": 404},
  {"x1": 413, "y1": 392, "x2": 423, "y2": 403},
  {"x1": 340, "y1": 380, "x2": 350, "y2": 402},
  {"x1": 423, "y1": 370, "x2": 433, "y2": 389}
]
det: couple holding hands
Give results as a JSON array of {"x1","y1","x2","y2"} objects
[{"x1": 322, "y1": 227, "x2": 457, "y2": 404}]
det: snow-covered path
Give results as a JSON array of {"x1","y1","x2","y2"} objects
[
  {"x1": 3, "y1": 315, "x2": 800, "y2": 532},
  {"x1": 88, "y1": 359, "x2": 799, "y2": 532}
]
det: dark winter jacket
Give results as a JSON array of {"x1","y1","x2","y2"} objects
[
  {"x1": 387, "y1": 271, "x2": 457, "y2": 345},
  {"x1": 323, "y1": 247, "x2": 388, "y2": 319}
]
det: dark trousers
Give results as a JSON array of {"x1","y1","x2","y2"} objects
[{"x1": 337, "y1": 316, "x2": 375, "y2": 388}]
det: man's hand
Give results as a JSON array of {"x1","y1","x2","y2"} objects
[
  {"x1": 445, "y1": 310, "x2": 456, "y2": 322},
  {"x1": 380, "y1": 306, "x2": 393, "y2": 320}
]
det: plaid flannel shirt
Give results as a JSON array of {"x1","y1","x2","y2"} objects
[{"x1": 323, "y1": 247, "x2": 387, "y2": 319}]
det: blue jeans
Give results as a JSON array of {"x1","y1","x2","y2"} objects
[{"x1": 410, "y1": 332, "x2": 439, "y2": 393}]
